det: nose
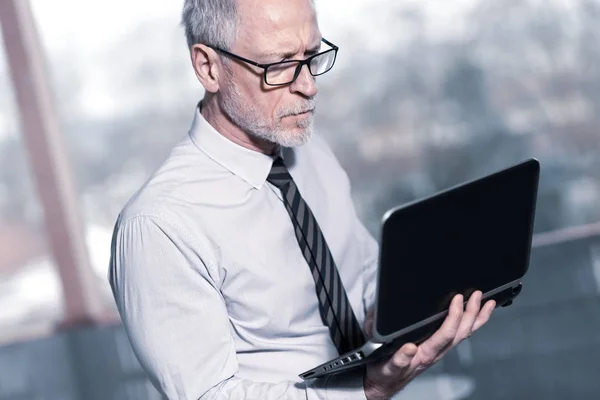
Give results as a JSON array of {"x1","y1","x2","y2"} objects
[{"x1": 290, "y1": 64, "x2": 318, "y2": 98}]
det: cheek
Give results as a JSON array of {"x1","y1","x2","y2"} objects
[
  {"x1": 259, "y1": 94, "x2": 287, "y2": 121},
  {"x1": 255, "y1": 84, "x2": 289, "y2": 117},
  {"x1": 239, "y1": 76, "x2": 289, "y2": 121}
]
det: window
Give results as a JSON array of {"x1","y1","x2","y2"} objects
[
  {"x1": 0, "y1": 25, "x2": 62, "y2": 343},
  {"x1": 2, "y1": 0, "x2": 599, "y2": 399}
]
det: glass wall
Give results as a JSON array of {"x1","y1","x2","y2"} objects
[
  {"x1": 315, "y1": 0, "x2": 600, "y2": 237},
  {"x1": 0, "y1": 25, "x2": 64, "y2": 344},
  {"x1": 29, "y1": 0, "x2": 201, "y2": 317},
  {"x1": 1, "y1": 0, "x2": 599, "y2": 398}
]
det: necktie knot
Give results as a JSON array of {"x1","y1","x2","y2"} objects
[{"x1": 267, "y1": 157, "x2": 293, "y2": 189}]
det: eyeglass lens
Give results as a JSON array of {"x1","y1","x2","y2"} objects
[{"x1": 265, "y1": 50, "x2": 336, "y2": 85}]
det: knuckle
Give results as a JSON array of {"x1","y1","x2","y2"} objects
[
  {"x1": 420, "y1": 354, "x2": 436, "y2": 367},
  {"x1": 382, "y1": 366, "x2": 395, "y2": 378},
  {"x1": 392, "y1": 356, "x2": 405, "y2": 368},
  {"x1": 458, "y1": 329, "x2": 473, "y2": 341},
  {"x1": 419, "y1": 348, "x2": 437, "y2": 367},
  {"x1": 442, "y1": 329, "x2": 457, "y2": 342},
  {"x1": 415, "y1": 364, "x2": 429, "y2": 372},
  {"x1": 391, "y1": 351, "x2": 413, "y2": 369}
]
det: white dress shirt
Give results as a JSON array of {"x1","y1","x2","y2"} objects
[{"x1": 108, "y1": 106, "x2": 380, "y2": 399}]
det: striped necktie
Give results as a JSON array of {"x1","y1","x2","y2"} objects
[{"x1": 267, "y1": 157, "x2": 366, "y2": 355}]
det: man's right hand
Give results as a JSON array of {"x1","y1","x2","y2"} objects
[{"x1": 363, "y1": 291, "x2": 496, "y2": 400}]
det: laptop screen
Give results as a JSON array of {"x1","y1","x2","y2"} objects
[{"x1": 375, "y1": 159, "x2": 539, "y2": 338}]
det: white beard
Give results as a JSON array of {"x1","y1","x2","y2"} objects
[{"x1": 220, "y1": 80, "x2": 316, "y2": 148}]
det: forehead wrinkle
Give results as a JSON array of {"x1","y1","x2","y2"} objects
[{"x1": 236, "y1": 0, "x2": 319, "y2": 58}]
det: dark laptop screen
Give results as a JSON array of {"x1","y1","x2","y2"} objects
[{"x1": 375, "y1": 159, "x2": 539, "y2": 338}]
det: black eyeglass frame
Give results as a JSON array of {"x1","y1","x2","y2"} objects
[{"x1": 209, "y1": 38, "x2": 339, "y2": 86}]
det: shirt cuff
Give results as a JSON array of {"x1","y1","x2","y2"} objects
[{"x1": 325, "y1": 367, "x2": 367, "y2": 400}]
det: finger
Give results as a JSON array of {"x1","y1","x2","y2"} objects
[
  {"x1": 430, "y1": 293, "x2": 482, "y2": 364},
  {"x1": 418, "y1": 294, "x2": 463, "y2": 362},
  {"x1": 473, "y1": 299, "x2": 496, "y2": 331},
  {"x1": 429, "y1": 339, "x2": 455, "y2": 366},
  {"x1": 454, "y1": 290, "x2": 482, "y2": 343},
  {"x1": 381, "y1": 343, "x2": 418, "y2": 377}
]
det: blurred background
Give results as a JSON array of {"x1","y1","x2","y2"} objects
[{"x1": 0, "y1": 0, "x2": 599, "y2": 399}]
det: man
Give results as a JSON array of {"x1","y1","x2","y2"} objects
[{"x1": 108, "y1": 0, "x2": 496, "y2": 398}]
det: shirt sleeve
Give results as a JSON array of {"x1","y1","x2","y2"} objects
[{"x1": 108, "y1": 214, "x2": 368, "y2": 400}]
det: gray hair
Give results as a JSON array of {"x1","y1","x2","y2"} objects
[
  {"x1": 181, "y1": 0, "x2": 317, "y2": 51},
  {"x1": 181, "y1": 0, "x2": 238, "y2": 50}
]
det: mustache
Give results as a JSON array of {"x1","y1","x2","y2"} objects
[{"x1": 276, "y1": 98, "x2": 317, "y2": 118}]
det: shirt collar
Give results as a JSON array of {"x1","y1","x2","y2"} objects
[{"x1": 188, "y1": 104, "x2": 279, "y2": 190}]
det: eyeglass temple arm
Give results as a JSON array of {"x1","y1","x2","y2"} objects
[
  {"x1": 213, "y1": 47, "x2": 266, "y2": 68},
  {"x1": 321, "y1": 37, "x2": 338, "y2": 50}
]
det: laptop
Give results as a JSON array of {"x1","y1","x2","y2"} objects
[{"x1": 299, "y1": 158, "x2": 540, "y2": 380}]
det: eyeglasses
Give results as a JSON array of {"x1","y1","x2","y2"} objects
[{"x1": 210, "y1": 38, "x2": 339, "y2": 86}]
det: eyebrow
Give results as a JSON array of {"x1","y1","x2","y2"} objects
[
  {"x1": 305, "y1": 42, "x2": 322, "y2": 55},
  {"x1": 259, "y1": 39, "x2": 323, "y2": 61},
  {"x1": 258, "y1": 50, "x2": 291, "y2": 60}
]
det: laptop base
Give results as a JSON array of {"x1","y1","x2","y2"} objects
[{"x1": 299, "y1": 283, "x2": 523, "y2": 380}]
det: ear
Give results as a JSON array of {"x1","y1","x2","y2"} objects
[{"x1": 191, "y1": 44, "x2": 222, "y2": 93}]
